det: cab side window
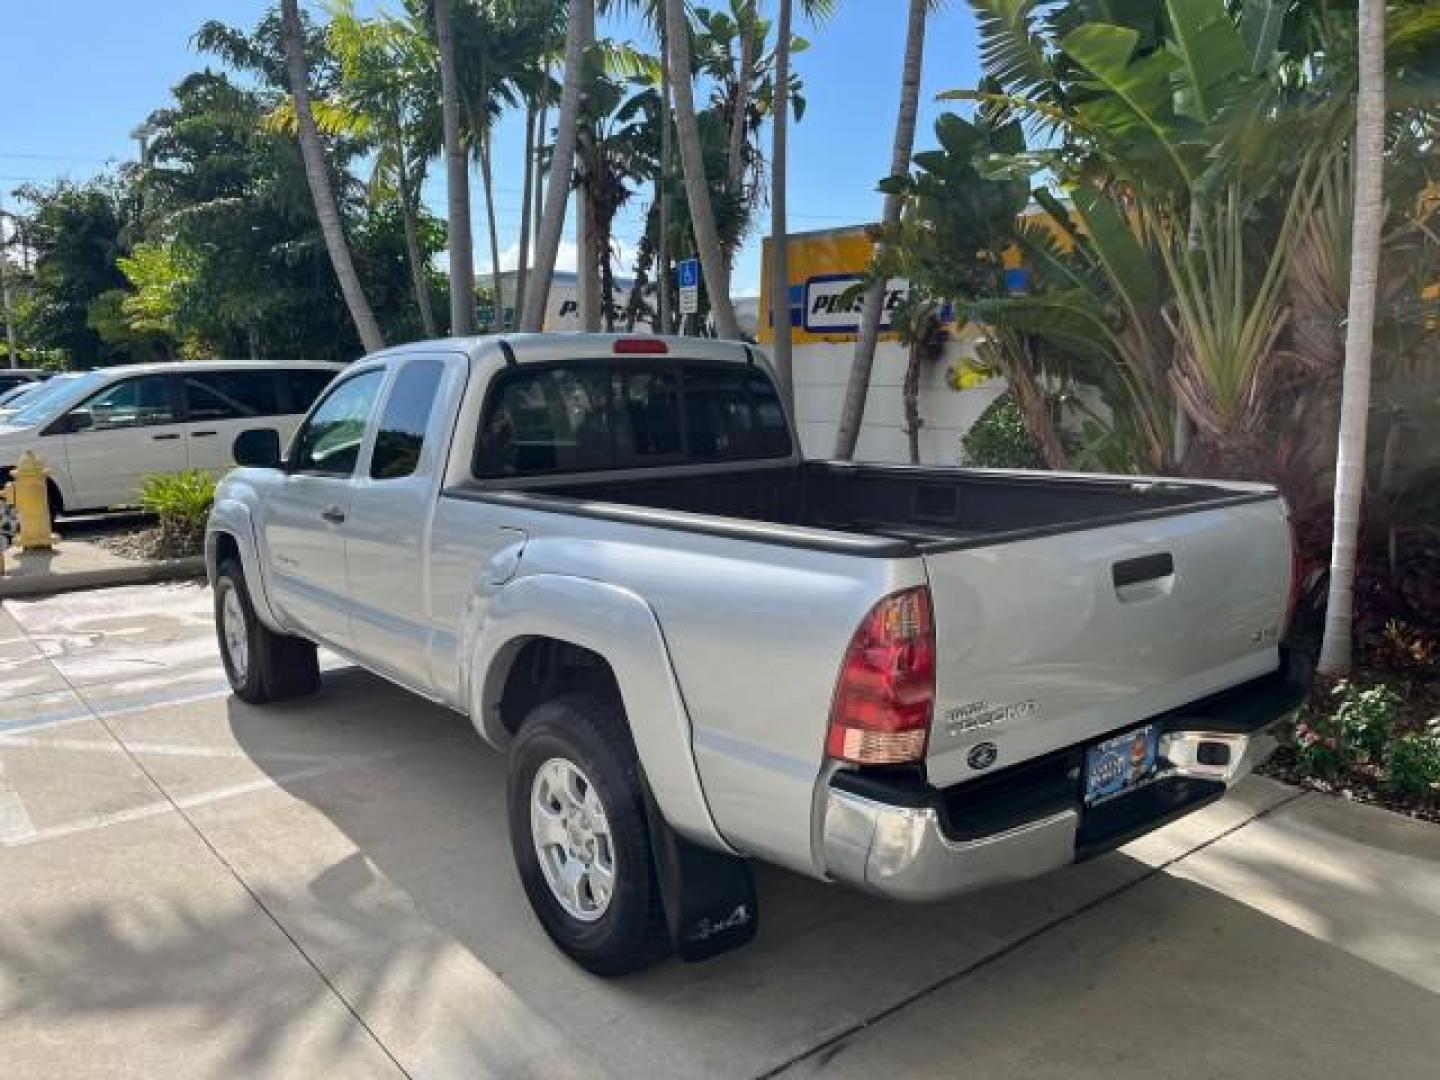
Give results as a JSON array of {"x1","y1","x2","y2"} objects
[
  {"x1": 290, "y1": 371, "x2": 383, "y2": 476},
  {"x1": 370, "y1": 359, "x2": 444, "y2": 480},
  {"x1": 70, "y1": 375, "x2": 176, "y2": 431}
]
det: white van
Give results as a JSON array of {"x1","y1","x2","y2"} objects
[{"x1": 0, "y1": 360, "x2": 343, "y2": 513}]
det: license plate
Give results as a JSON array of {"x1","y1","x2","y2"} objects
[{"x1": 1084, "y1": 723, "x2": 1161, "y2": 805}]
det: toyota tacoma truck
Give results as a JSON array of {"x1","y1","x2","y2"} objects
[{"x1": 206, "y1": 333, "x2": 1308, "y2": 974}]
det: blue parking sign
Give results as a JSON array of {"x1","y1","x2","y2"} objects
[{"x1": 677, "y1": 258, "x2": 699, "y2": 289}]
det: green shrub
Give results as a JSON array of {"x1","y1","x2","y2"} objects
[
  {"x1": 1294, "y1": 681, "x2": 1403, "y2": 779},
  {"x1": 960, "y1": 393, "x2": 1046, "y2": 469},
  {"x1": 137, "y1": 469, "x2": 216, "y2": 556},
  {"x1": 1384, "y1": 729, "x2": 1440, "y2": 796}
]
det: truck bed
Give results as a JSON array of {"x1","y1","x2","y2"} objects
[{"x1": 530, "y1": 461, "x2": 1277, "y2": 552}]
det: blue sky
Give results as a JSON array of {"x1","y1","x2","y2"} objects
[{"x1": 1, "y1": 1, "x2": 981, "y2": 297}]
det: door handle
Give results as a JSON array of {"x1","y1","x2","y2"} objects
[
  {"x1": 1112, "y1": 552, "x2": 1174, "y2": 588},
  {"x1": 190, "y1": 430, "x2": 217, "y2": 438},
  {"x1": 321, "y1": 506, "x2": 346, "y2": 525},
  {"x1": 1112, "y1": 552, "x2": 1175, "y2": 604},
  {"x1": 151, "y1": 433, "x2": 181, "y2": 441}
]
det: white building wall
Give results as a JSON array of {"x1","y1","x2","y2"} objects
[{"x1": 788, "y1": 330, "x2": 1006, "y2": 465}]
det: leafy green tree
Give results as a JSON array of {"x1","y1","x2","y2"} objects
[
  {"x1": 14, "y1": 177, "x2": 137, "y2": 367},
  {"x1": 323, "y1": 0, "x2": 444, "y2": 336}
]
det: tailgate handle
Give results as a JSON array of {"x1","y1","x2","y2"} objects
[{"x1": 1113, "y1": 552, "x2": 1174, "y2": 589}]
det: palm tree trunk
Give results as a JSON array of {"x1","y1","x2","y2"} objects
[
  {"x1": 395, "y1": 149, "x2": 438, "y2": 338},
  {"x1": 657, "y1": 27, "x2": 674, "y2": 334},
  {"x1": 769, "y1": 0, "x2": 795, "y2": 407},
  {"x1": 435, "y1": 0, "x2": 475, "y2": 335},
  {"x1": 522, "y1": 0, "x2": 589, "y2": 332},
  {"x1": 723, "y1": 3, "x2": 756, "y2": 296},
  {"x1": 478, "y1": 124, "x2": 504, "y2": 332},
  {"x1": 280, "y1": 0, "x2": 384, "y2": 353},
  {"x1": 834, "y1": 0, "x2": 927, "y2": 458},
  {"x1": 515, "y1": 104, "x2": 537, "y2": 331},
  {"x1": 1317, "y1": 0, "x2": 1386, "y2": 675},
  {"x1": 534, "y1": 96, "x2": 548, "y2": 250},
  {"x1": 664, "y1": 0, "x2": 742, "y2": 339},
  {"x1": 903, "y1": 337, "x2": 923, "y2": 465},
  {"x1": 726, "y1": 5, "x2": 755, "y2": 197},
  {"x1": 576, "y1": 4, "x2": 601, "y2": 332}
]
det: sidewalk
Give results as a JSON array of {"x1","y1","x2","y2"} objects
[{"x1": 0, "y1": 539, "x2": 203, "y2": 599}]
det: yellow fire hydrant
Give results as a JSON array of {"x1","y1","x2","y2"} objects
[{"x1": 12, "y1": 451, "x2": 55, "y2": 552}]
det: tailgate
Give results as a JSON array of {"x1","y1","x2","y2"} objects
[{"x1": 922, "y1": 496, "x2": 1291, "y2": 788}]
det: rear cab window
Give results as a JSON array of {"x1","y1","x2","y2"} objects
[{"x1": 475, "y1": 360, "x2": 791, "y2": 479}]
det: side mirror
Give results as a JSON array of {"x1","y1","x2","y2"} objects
[
  {"x1": 233, "y1": 427, "x2": 283, "y2": 469},
  {"x1": 63, "y1": 409, "x2": 94, "y2": 433}
]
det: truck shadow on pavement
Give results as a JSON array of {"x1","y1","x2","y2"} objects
[{"x1": 4, "y1": 664, "x2": 1437, "y2": 1079}]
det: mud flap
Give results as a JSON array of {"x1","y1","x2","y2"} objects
[{"x1": 644, "y1": 788, "x2": 758, "y2": 962}]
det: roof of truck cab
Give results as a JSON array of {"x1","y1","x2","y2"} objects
[{"x1": 370, "y1": 333, "x2": 760, "y2": 368}]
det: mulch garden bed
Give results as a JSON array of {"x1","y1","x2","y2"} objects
[
  {"x1": 96, "y1": 523, "x2": 204, "y2": 562},
  {"x1": 1259, "y1": 745, "x2": 1440, "y2": 825},
  {"x1": 1259, "y1": 668, "x2": 1440, "y2": 825}
]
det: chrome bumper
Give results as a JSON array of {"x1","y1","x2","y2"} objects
[{"x1": 821, "y1": 718, "x2": 1288, "y2": 902}]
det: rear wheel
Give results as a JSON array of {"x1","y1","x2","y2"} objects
[
  {"x1": 507, "y1": 693, "x2": 670, "y2": 975},
  {"x1": 215, "y1": 558, "x2": 320, "y2": 704}
]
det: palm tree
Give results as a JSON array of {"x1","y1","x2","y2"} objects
[
  {"x1": 663, "y1": 0, "x2": 742, "y2": 338},
  {"x1": 279, "y1": 0, "x2": 384, "y2": 353},
  {"x1": 324, "y1": 2, "x2": 440, "y2": 337},
  {"x1": 1318, "y1": 0, "x2": 1387, "y2": 674},
  {"x1": 523, "y1": 0, "x2": 588, "y2": 332},
  {"x1": 435, "y1": 0, "x2": 475, "y2": 335},
  {"x1": 834, "y1": 0, "x2": 927, "y2": 459},
  {"x1": 770, "y1": 0, "x2": 795, "y2": 404}
]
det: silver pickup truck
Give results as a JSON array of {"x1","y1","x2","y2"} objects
[{"x1": 207, "y1": 333, "x2": 1307, "y2": 974}]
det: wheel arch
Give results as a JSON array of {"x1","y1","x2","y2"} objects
[
  {"x1": 206, "y1": 498, "x2": 285, "y2": 631},
  {"x1": 468, "y1": 573, "x2": 730, "y2": 852}
]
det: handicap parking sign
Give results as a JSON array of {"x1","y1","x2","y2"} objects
[{"x1": 677, "y1": 258, "x2": 699, "y2": 289}]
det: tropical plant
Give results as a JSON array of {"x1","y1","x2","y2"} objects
[
  {"x1": 524, "y1": 0, "x2": 589, "y2": 331},
  {"x1": 279, "y1": 0, "x2": 384, "y2": 352},
  {"x1": 433, "y1": 0, "x2": 476, "y2": 335},
  {"x1": 663, "y1": 0, "x2": 742, "y2": 338},
  {"x1": 322, "y1": 1, "x2": 443, "y2": 337},
  {"x1": 137, "y1": 469, "x2": 218, "y2": 556}
]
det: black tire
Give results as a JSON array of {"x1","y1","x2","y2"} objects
[
  {"x1": 215, "y1": 558, "x2": 320, "y2": 704},
  {"x1": 507, "y1": 693, "x2": 670, "y2": 975}
]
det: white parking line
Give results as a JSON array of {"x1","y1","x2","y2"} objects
[
  {"x1": 0, "y1": 735, "x2": 366, "y2": 765},
  {"x1": 0, "y1": 735, "x2": 463, "y2": 848}
]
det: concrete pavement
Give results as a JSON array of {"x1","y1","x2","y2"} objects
[{"x1": 1, "y1": 584, "x2": 1437, "y2": 1079}]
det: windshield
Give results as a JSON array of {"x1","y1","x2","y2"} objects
[
  {"x1": 4, "y1": 372, "x2": 101, "y2": 428},
  {"x1": 0, "y1": 384, "x2": 41, "y2": 408}
]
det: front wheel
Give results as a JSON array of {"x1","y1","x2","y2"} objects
[
  {"x1": 214, "y1": 559, "x2": 320, "y2": 704},
  {"x1": 507, "y1": 693, "x2": 670, "y2": 975}
]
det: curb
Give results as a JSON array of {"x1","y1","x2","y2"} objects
[{"x1": 0, "y1": 556, "x2": 207, "y2": 600}]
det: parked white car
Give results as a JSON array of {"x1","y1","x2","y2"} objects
[{"x1": 0, "y1": 360, "x2": 343, "y2": 513}]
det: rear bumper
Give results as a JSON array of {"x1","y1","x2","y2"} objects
[{"x1": 820, "y1": 666, "x2": 1305, "y2": 902}]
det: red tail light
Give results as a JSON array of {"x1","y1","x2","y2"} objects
[
  {"x1": 613, "y1": 337, "x2": 668, "y2": 354},
  {"x1": 826, "y1": 586, "x2": 936, "y2": 766}
]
